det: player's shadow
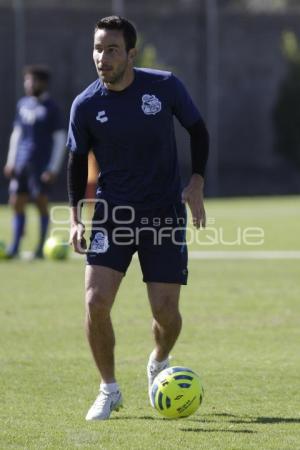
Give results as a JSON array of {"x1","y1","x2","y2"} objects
[
  {"x1": 111, "y1": 415, "x2": 159, "y2": 420},
  {"x1": 180, "y1": 414, "x2": 253, "y2": 434},
  {"x1": 180, "y1": 428, "x2": 256, "y2": 434},
  {"x1": 111, "y1": 412, "x2": 300, "y2": 433},
  {"x1": 180, "y1": 412, "x2": 300, "y2": 431},
  {"x1": 178, "y1": 412, "x2": 300, "y2": 433},
  {"x1": 110, "y1": 416, "x2": 256, "y2": 433},
  {"x1": 205, "y1": 413, "x2": 300, "y2": 425}
]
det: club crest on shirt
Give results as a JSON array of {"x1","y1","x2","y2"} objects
[
  {"x1": 19, "y1": 105, "x2": 47, "y2": 125},
  {"x1": 141, "y1": 94, "x2": 162, "y2": 115},
  {"x1": 90, "y1": 231, "x2": 109, "y2": 253}
]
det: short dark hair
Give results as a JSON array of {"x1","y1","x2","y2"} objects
[
  {"x1": 23, "y1": 65, "x2": 51, "y2": 83},
  {"x1": 94, "y1": 16, "x2": 137, "y2": 51}
]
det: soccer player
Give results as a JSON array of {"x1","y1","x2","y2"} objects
[
  {"x1": 67, "y1": 16, "x2": 209, "y2": 421},
  {"x1": 3, "y1": 65, "x2": 66, "y2": 258}
]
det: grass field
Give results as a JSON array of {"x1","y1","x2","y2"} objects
[{"x1": 1, "y1": 197, "x2": 300, "y2": 449}]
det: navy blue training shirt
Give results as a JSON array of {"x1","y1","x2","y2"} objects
[
  {"x1": 14, "y1": 94, "x2": 62, "y2": 173},
  {"x1": 67, "y1": 68, "x2": 201, "y2": 209}
]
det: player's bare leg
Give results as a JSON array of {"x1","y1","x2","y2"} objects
[
  {"x1": 35, "y1": 194, "x2": 49, "y2": 215},
  {"x1": 147, "y1": 282, "x2": 182, "y2": 361},
  {"x1": 85, "y1": 265, "x2": 123, "y2": 382},
  {"x1": 85, "y1": 265, "x2": 124, "y2": 420},
  {"x1": 7, "y1": 193, "x2": 28, "y2": 257},
  {"x1": 9, "y1": 192, "x2": 28, "y2": 213},
  {"x1": 35, "y1": 194, "x2": 49, "y2": 257},
  {"x1": 146, "y1": 282, "x2": 182, "y2": 402}
]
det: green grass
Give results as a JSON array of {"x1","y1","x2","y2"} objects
[
  {"x1": 0, "y1": 197, "x2": 300, "y2": 449},
  {"x1": 190, "y1": 195, "x2": 300, "y2": 251},
  {"x1": 1, "y1": 195, "x2": 300, "y2": 252}
]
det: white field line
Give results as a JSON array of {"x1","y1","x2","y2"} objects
[
  {"x1": 72, "y1": 250, "x2": 300, "y2": 260},
  {"x1": 188, "y1": 251, "x2": 300, "y2": 260},
  {"x1": 20, "y1": 250, "x2": 300, "y2": 261},
  {"x1": 130, "y1": 250, "x2": 300, "y2": 260}
]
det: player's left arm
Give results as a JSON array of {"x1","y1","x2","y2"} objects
[
  {"x1": 41, "y1": 103, "x2": 67, "y2": 183},
  {"x1": 181, "y1": 118, "x2": 209, "y2": 229},
  {"x1": 171, "y1": 74, "x2": 210, "y2": 229},
  {"x1": 41, "y1": 129, "x2": 67, "y2": 183}
]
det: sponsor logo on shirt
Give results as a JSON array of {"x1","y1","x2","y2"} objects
[
  {"x1": 96, "y1": 110, "x2": 108, "y2": 123},
  {"x1": 141, "y1": 94, "x2": 162, "y2": 115}
]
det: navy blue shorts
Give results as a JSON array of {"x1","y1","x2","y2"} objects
[
  {"x1": 9, "y1": 166, "x2": 49, "y2": 198},
  {"x1": 86, "y1": 200, "x2": 188, "y2": 285}
]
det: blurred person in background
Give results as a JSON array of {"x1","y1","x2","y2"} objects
[{"x1": 3, "y1": 65, "x2": 66, "y2": 259}]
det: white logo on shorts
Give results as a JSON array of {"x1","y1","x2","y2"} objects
[
  {"x1": 90, "y1": 231, "x2": 109, "y2": 253},
  {"x1": 141, "y1": 94, "x2": 161, "y2": 115}
]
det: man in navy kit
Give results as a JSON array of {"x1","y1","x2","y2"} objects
[
  {"x1": 67, "y1": 16, "x2": 209, "y2": 420},
  {"x1": 4, "y1": 65, "x2": 66, "y2": 258}
]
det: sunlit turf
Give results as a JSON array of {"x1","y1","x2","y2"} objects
[
  {"x1": 198, "y1": 196, "x2": 300, "y2": 251},
  {"x1": 1, "y1": 195, "x2": 300, "y2": 253},
  {"x1": 0, "y1": 197, "x2": 300, "y2": 449}
]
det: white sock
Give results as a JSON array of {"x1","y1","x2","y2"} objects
[
  {"x1": 149, "y1": 350, "x2": 169, "y2": 366},
  {"x1": 100, "y1": 382, "x2": 119, "y2": 394}
]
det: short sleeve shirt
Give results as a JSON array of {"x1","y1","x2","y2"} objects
[
  {"x1": 67, "y1": 68, "x2": 201, "y2": 209},
  {"x1": 14, "y1": 94, "x2": 62, "y2": 173}
]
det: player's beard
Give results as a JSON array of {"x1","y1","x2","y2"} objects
[{"x1": 100, "y1": 59, "x2": 129, "y2": 86}]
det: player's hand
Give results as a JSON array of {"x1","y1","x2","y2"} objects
[
  {"x1": 182, "y1": 174, "x2": 206, "y2": 229},
  {"x1": 41, "y1": 171, "x2": 56, "y2": 184},
  {"x1": 69, "y1": 222, "x2": 87, "y2": 254},
  {"x1": 3, "y1": 165, "x2": 15, "y2": 179}
]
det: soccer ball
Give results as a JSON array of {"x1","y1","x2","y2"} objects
[
  {"x1": 0, "y1": 240, "x2": 6, "y2": 259},
  {"x1": 150, "y1": 366, "x2": 204, "y2": 419},
  {"x1": 43, "y1": 236, "x2": 69, "y2": 260}
]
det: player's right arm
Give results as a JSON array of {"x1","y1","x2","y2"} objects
[
  {"x1": 66, "y1": 97, "x2": 91, "y2": 254},
  {"x1": 3, "y1": 125, "x2": 22, "y2": 178},
  {"x1": 68, "y1": 152, "x2": 88, "y2": 253}
]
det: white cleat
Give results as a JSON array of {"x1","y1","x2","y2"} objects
[
  {"x1": 85, "y1": 390, "x2": 123, "y2": 421},
  {"x1": 147, "y1": 352, "x2": 169, "y2": 406}
]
